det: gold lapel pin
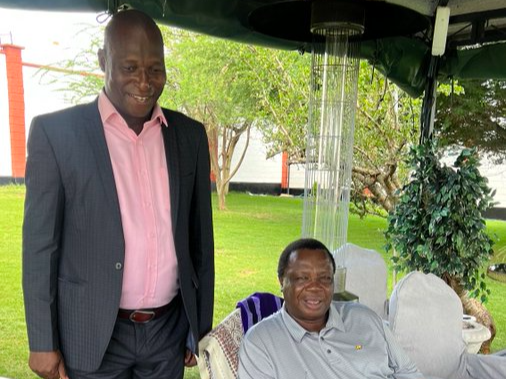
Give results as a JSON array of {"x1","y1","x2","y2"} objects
[{"x1": 355, "y1": 345, "x2": 362, "y2": 350}]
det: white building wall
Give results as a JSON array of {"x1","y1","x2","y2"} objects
[
  {"x1": 287, "y1": 163, "x2": 306, "y2": 190},
  {"x1": 229, "y1": 128, "x2": 282, "y2": 184},
  {"x1": 442, "y1": 152, "x2": 506, "y2": 208},
  {"x1": 228, "y1": 127, "x2": 306, "y2": 192},
  {"x1": 479, "y1": 158, "x2": 506, "y2": 207}
]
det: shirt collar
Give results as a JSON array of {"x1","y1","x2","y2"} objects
[
  {"x1": 281, "y1": 301, "x2": 346, "y2": 343},
  {"x1": 98, "y1": 90, "x2": 167, "y2": 128}
]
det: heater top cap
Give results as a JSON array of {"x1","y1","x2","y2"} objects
[{"x1": 248, "y1": 0, "x2": 429, "y2": 43}]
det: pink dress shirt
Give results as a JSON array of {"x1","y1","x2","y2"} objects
[{"x1": 98, "y1": 91, "x2": 179, "y2": 310}]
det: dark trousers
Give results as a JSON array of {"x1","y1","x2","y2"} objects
[{"x1": 66, "y1": 296, "x2": 189, "y2": 379}]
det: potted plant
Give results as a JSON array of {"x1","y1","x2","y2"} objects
[{"x1": 385, "y1": 139, "x2": 496, "y2": 353}]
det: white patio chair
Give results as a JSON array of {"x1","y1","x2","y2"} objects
[
  {"x1": 388, "y1": 271, "x2": 506, "y2": 379},
  {"x1": 334, "y1": 243, "x2": 389, "y2": 319}
]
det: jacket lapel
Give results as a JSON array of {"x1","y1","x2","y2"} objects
[
  {"x1": 161, "y1": 120, "x2": 180, "y2": 235},
  {"x1": 82, "y1": 100, "x2": 122, "y2": 222}
]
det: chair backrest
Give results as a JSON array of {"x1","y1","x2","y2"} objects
[
  {"x1": 236, "y1": 292, "x2": 284, "y2": 334},
  {"x1": 197, "y1": 293, "x2": 283, "y2": 379},
  {"x1": 388, "y1": 271, "x2": 468, "y2": 379},
  {"x1": 334, "y1": 243, "x2": 388, "y2": 319}
]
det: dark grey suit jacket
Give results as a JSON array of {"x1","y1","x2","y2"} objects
[{"x1": 22, "y1": 99, "x2": 214, "y2": 371}]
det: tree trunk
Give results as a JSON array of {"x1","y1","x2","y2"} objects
[
  {"x1": 217, "y1": 184, "x2": 227, "y2": 211},
  {"x1": 444, "y1": 274, "x2": 496, "y2": 354}
]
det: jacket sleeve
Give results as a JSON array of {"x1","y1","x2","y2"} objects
[
  {"x1": 190, "y1": 122, "x2": 215, "y2": 338},
  {"x1": 22, "y1": 117, "x2": 64, "y2": 352}
]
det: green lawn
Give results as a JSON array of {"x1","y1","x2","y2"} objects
[{"x1": 1, "y1": 186, "x2": 505, "y2": 378}]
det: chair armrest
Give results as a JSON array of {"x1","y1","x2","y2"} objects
[
  {"x1": 466, "y1": 352, "x2": 506, "y2": 379},
  {"x1": 197, "y1": 309, "x2": 243, "y2": 379},
  {"x1": 492, "y1": 349, "x2": 506, "y2": 357}
]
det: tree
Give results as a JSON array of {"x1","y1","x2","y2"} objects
[
  {"x1": 243, "y1": 46, "x2": 311, "y2": 165},
  {"x1": 161, "y1": 30, "x2": 266, "y2": 210},
  {"x1": 436, "y1": 79, "x2": 506, "y2": 162},
  {"x1": 351, "y1": 62, "x2": 421, "y2": 216}
]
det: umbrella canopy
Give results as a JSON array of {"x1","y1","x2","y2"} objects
[{"x1": 1, "y1": 0, "x2": 505, "y2": 96}]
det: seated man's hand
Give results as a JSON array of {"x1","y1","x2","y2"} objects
[
  {"x1": 29, "y1": 351, "x2": 68, "y2": 379},
  {"x1": 184, "y1": 349, "x2": 197, "y2": 367}
]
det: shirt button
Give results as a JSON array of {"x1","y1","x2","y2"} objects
[
  {"x1": 327, "y1": 349, "x2": 331, "y2": 354},
  {"x1": 115, "y1": 262, "x2": 123, "y2": 270}
]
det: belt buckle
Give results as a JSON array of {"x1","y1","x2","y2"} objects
[{"x1": 129, "y1": 310, "x2": 156, "y2": 323}]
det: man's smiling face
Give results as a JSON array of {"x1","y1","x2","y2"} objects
[
  {"x1": 98, "y1": 22, "x2": 166, "y2": 130},
  {"x1": 280, "y1": 248, "x2": 334, "y2": 332}
]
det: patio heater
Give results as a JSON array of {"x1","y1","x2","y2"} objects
[
  {"x1": 248, "y1": 0, "x2": 428, "y2": 298},
  {"x1": 301, "y1": 1, "x2": 363, "y2": 298}
]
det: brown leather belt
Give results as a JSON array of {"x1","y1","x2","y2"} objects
[{"x1": 118, "y1": 301, "x2": 174, "y2": 323}]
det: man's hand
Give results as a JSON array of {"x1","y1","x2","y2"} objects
[
  {"x1": 29, "y1": 351, "x2": 68, "y2": 379},
  {"x1": 184, "y1": 349, "x2": 197, "y2": 367}
]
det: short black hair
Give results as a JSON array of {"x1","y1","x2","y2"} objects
[{"x1": 277, "y1": 238, "x2": 336, "y2": 279}]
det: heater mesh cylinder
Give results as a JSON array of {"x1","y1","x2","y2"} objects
[{"x1": 302, "y1": 27, "x2": 361, "y2": 259}]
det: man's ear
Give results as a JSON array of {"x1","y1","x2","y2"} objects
[
  {"x1": 279, "y1": 277, "x2": 284, "y2": 291},
  {"x1": 98, "y1": 48, "x2": 106, "y2": 72}
]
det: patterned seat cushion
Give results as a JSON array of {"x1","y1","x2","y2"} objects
[{"x1": 198, "y1": 308, "x2": 244, "y2": 379}]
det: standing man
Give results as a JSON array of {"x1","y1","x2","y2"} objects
[
  {"x1": 238, "y1": 238, "x2": 425, "y2": 379},
  {"x1": 22, "y1": 9, "x2": 214, "y2": 379}
]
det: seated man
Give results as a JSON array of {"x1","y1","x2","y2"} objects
[{"x1": 238, "y1": 238, "x2": 425, "y2": 379}]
